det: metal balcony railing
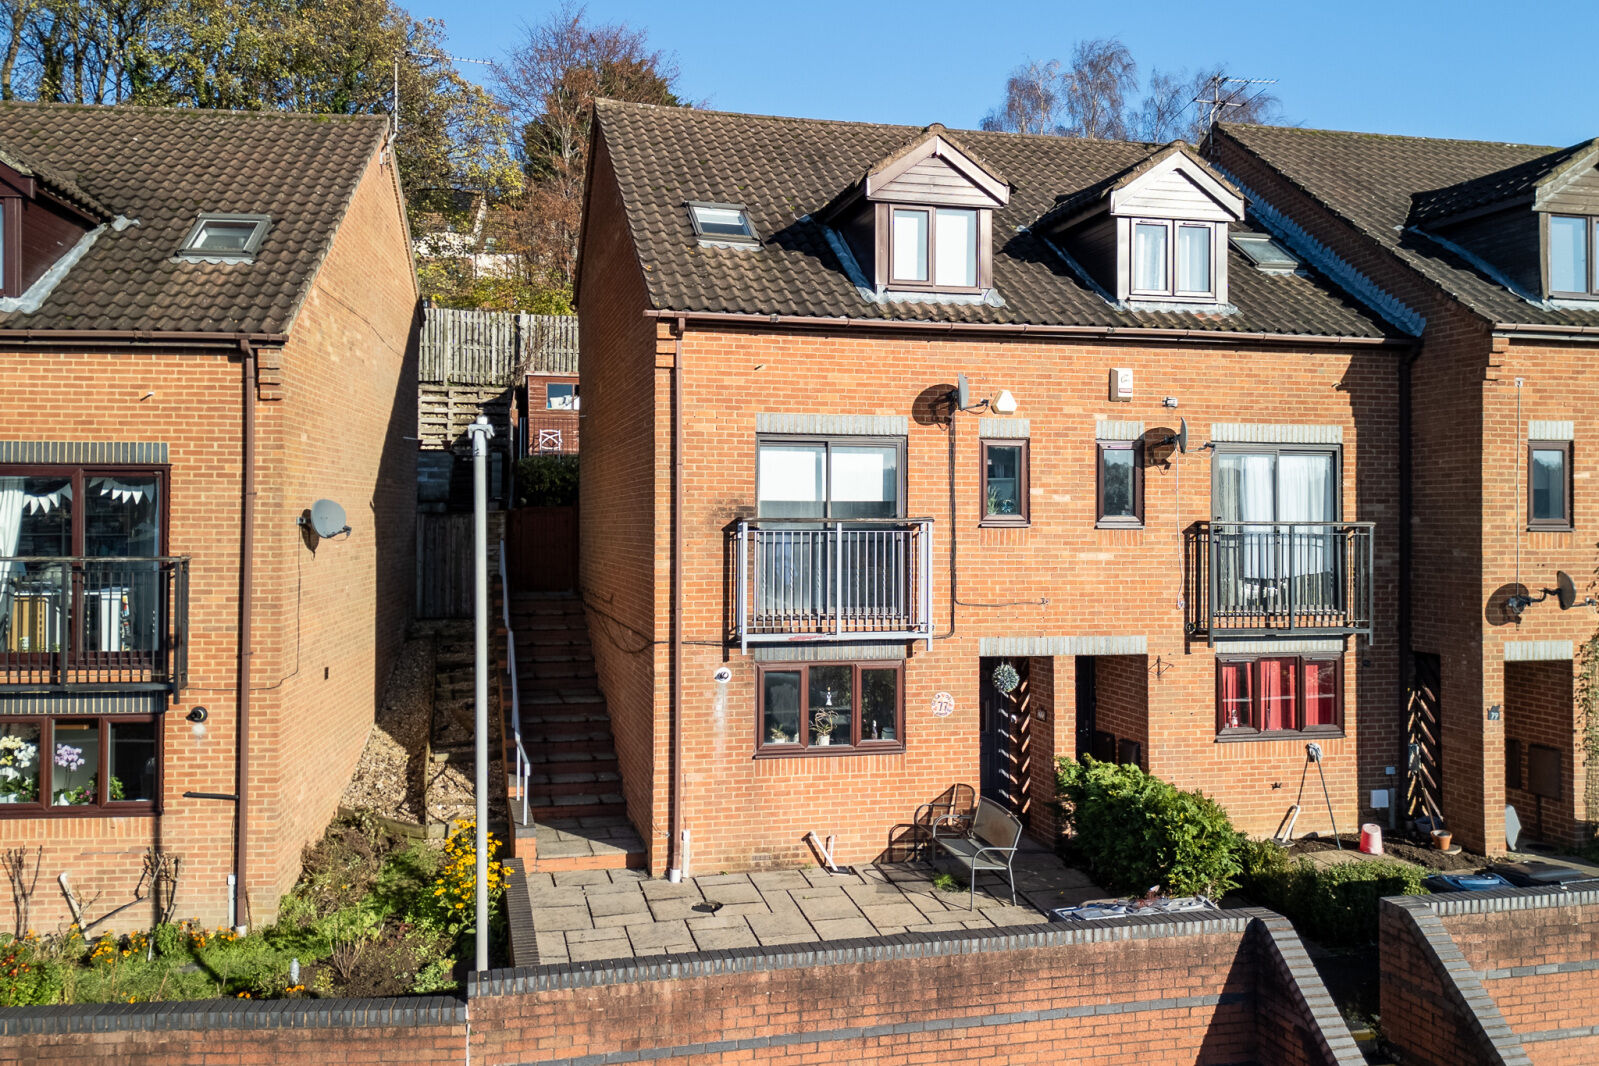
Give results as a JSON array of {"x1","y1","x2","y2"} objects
[
  {"x1": 0, "y1": 556, "x2": 189, "y2": 695},
  {"x1": 1186, "y1": 522, "x2": 1374, "y2": 641},
  {"x1": 736, "y1": 519, "x2": 933, "y2": 650}
]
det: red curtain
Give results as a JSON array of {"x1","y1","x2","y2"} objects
[
  {"x1": 1258, "y1": 658, "x2": 1296, "y2": 731},
  {"x1": 1303, "y1": 660, "x2": 1339, "y2": 727},
  {"x1": 1219, "y1": 661, "x2": 1253, "y2": 729}
]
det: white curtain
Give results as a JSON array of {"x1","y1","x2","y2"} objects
[
  {"x1": 0, "y1": 478, "x2": 23, "y2": 640},
  {"x1": 1279, "y1": 454, "x2": 1336, "y2": 608}
]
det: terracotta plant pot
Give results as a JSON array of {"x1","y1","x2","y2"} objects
[{"x1": 1432, "y1": 828, "x2": 1453, "y2": 850}]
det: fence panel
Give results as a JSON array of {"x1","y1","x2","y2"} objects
[
  {"x1": 415, "y1": 513, "x2": 475, "y2": 619},
  {"x1": 505, "y1": 507, "x2": 577, "y2": 592}
]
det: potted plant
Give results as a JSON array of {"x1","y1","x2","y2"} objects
[
  {"x1": 0, "y1": 733, "x2": 38, "y2": 803},
  {"x1": 812, "y1": 709, "x2": 837, "y2": 746},
  {"x1": 767, "y1": 725, "x2": 793, "y2": 744}
]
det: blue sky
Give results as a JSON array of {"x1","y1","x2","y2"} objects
[{"x1": 408, "y1": 0, "x2": 1599, "y2": 147}]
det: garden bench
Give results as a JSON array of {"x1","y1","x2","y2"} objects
[{"x1": 928, "y1": 796, "x2": 1023, "y2": 909}]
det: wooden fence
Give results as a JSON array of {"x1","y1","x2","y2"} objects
[
  {"x1": 416, "y1": 513, "x2": 507, "y2": 618},
  {"x1": 420, "y1": 308, "x2": 578, "y2": 384}
]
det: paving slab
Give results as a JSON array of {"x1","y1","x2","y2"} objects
[
  {"x1": 552, "y1": 870, "x2": 618, "y2": 886},
  {"x1": 794, "y1": 892, "x2": 866, "y2": 922},
  {"x1": 524, "y1": 887, "x2": 591, "y2": 909},
  {"x1": 749, "y1": 870, "x2": 811, "y2": 891},
  {"x1": 856, "y1": 902, "x2": 928, "y2": 927},
  {"x1": 746, "y1": 910, "x2": 816, "y2": 942},
  {"x1": 811, "y1": 916, "x2": 879, "y2": 940},
  {"x1": 640, "y1": 879, "x2": 703, "y2": 901},
  {"x1": 592, "y1": 910, "x2": 663, "y2": 930},
  {"x1": 628, "y1": 920, "x2": 696, "y2": 954},
  {"x1": 535, "y1": 906, "x2": 596, "y2": 932},
  {"x1": 588, "y1": 892, "x2": 651, "y2": 918}
]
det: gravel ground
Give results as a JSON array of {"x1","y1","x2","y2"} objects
[{"x1": 339, "y1": 635, "x2": 434, "y2": 824}]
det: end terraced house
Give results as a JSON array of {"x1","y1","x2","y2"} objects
[
  {"x1": 0, "y1": 103, "x2": 418, "y2": 932},
  {"x1": 573, "y1": 100, "x2": 1411, "y2": 878}
]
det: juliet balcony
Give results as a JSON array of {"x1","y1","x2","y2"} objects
[
  {"x1": 1185, "y1": 522, "x2": 1374, "y2": 641},
  {"x1": 0, "y1": 556, "x2": 189, "y2": 695},
  {"x1": 735, "y1": 519, "x2": 933, "y2": 650}
]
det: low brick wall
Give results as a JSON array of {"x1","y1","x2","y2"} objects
[
  {"x1": 1381, "y1": 888, "x2": 1599, "y2": 1066},
  {"x1": 2, "y1": 909, "x2": 1359, "y2": 1066}
]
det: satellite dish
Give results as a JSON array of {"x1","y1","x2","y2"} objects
[
  {"x1": 1175, "y1": 417, "x2": 1189, "y2": 454},
  {"x1": 1556, "y1": 571, "x2": 1577, "y2": 610},
  {"x1": 309, "y1": 498, "x2": 349, "y2": 539},
  {"x1": 953, "y1": 374, "x2": 970, "y2": 411}
]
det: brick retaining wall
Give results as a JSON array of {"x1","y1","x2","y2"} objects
[{"x1": 1, "y1": 908, "x2": 1359, "y2": 1066}]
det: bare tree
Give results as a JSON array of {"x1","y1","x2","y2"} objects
[
  {"x1": 1062, "y1": 38, "x2": 1136, "y2": 140},
  {"x1": 495, "y1": 2, "x2": 681, "y2": 294},
  {"x1": 982, "y1": 39, "x2": 1284, "y2": 145},
  {"x1": 980, "y1": 59, "x2": 1064, "y2": 135}
]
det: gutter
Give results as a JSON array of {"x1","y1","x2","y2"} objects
[
  {"x1": 667, "y1": 316, "x2": 685, "y2": 882},
  {"x1": 1494, "y1": 322, "x2": 1599, "y2": 342},
  {"x1": 0, "y1": 329, "x2": 289, "y2": 349},
  {"x1": 640, "y1": 308, "x2": 1410, "y2": 348},
  {"x1": 235, "y1": 339, "x2": 258, "y2": 930}
]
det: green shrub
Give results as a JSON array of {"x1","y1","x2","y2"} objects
[
  {"x1": 1055, "y1": 757, "x2": 1242, "y2": 897},
  {"x1": 1237, "y1": 843, "x2": 1426, "y2": 947},
  {"x1": 514, "y1": 454, "x2": 578, "y2": 508},
  {"x1": 0, "y1": 935, "x2": 64, "y2": 1006}
]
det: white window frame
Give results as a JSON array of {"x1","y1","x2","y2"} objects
[{"x1": 1127, "y1": 218, "x2": 1218, "y2": 302}]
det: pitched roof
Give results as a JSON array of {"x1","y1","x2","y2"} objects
[
  {"x1": 0, "y1": 101, "x2": 390, "y2": 335},
  {"x1": 1216, "y1": 123, "x2": 1599, "y2": 329},
  {"x1": 590, "y1": 101, "x2": 1394, "y2": 340}
]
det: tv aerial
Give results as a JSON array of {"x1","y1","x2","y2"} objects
[{"x1": 1506, "y1": 570, "x2": 1594, "y2": 619}]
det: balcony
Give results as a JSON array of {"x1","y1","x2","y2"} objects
[
  {"x1": 0, "y1": 557, "x2": 189, "y2": 695},
  {"x1": 735, "y1": 519, "x2": 932, "y2": 650},
  {"x1": 1186, "y1": 522, "x2": 1374, "y2": 641}
]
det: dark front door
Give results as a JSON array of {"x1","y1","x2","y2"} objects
[
  {"x1": 1075, "y1": 655, "x2": 1096, "y2": 760},
  {"x1": 979, "y1": 657, "x2": 1027, "y2": 813}
]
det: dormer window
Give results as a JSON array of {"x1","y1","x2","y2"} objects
[
  {"x1": 1130, "y1": 220, "x2": 1216, "y2": 298},
  {"x1": 890, "y1": 206, "x2": 977, "y2": 289},
  {"x1": 821, "y1": 124, "x2": 1009, "y2": 298},
  {"x1": 179, "y1": 214, "x2": 270, "y2": 260},
  {"x1": 1547, "y1": 215, "x2": 1595, "y2": 297},
  {"x1": 687, "y1": 202, "x2": 757, "y2": 244}
]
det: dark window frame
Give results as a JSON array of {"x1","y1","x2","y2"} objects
[
  {"x1": 0, "y1": 464, "x2": 170, "y2": 557},
  {"x1": 754, "y1": 435, "x2": 907, "y2": 521},
  {"x1": 0, "y1": 713, "x2": 162, "y2": 817},
  {"x1": 879, "y1": 203, "x2": 988, "y2": 294},
  {"x1": 979, "y1": 438, "x2": 1029, "y2": 527},
  {"x1": 177, "y1": 213, "x2": 271, "y2": 260},
  {"x1": 1096, "y1": 440, "x2": 1144, "y2": 529},
  {"x1": 754, "y1": 660, "x2": 906, "y2": 757},
  {"x1": 1208, "y1": 443, "x2": 1342, "y2": 521},
  {"x1": 685, "y1": 201, "x2": 759, "y2": 244},
  {"x1": 1527, "y1": 439, "x2": 1574, "y2": 531},
  {"x1": 1214, "y1": 654, "x2": 1344, "y2": 740},
  {"x1": 0, "y1": 196, "x2": 19, "y2": 297},
  {"x1": 1543, "y1": 213, "x2": 1598, "y2": 300}
]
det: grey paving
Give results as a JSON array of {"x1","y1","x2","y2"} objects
[{"x1": 514, "y1": 842, "x2": 1107, "y2": 965}]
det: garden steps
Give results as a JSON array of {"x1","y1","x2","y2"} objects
[{"x1": 502, "y1": 589, "x2": 645, "y2": 874}]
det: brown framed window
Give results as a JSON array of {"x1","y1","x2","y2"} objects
[
  {"x1": 1096, "y1": 440, "x2": 1143, "y2": 528},
  {"x1": 980, "y1": 439, "x2": 1028, "y2": 526},
  {"x1": 1216, "y1": 654, "x2": 1343, "y2": 739},
  {"x1": 756, "y1": 661, "x2": 904, "y2": 755},
  {"x1": 0, "y1": 714, "x2": 160, "y2": 815},
  {"x1": 1528, "y1": 440, "x2": 1573, "y2": 530},
  {"x1": 883, "y1": 204, "x2": 985, "y2": 293}
]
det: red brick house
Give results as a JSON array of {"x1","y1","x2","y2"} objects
[
  {"x1": 1211, "y1": 125, "x2": 1599, "y2": 854},
  {"x1": 574, "y1": 100, "x2": 1408, "y2": 878},
  {"x1": 0, "y1": 103, "x2": 417, "y2": 931}
]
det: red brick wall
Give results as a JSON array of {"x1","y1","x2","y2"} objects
[
  {"x1": 0, "y1": 914, "x2": 1360, "y2": 1066},
  {"x1": 1383, "y1": 893, "x2": 1599, "y2": 1066},
  {"x1": 1095, "y1": 654, "x2": 1150, "y2": 769},
  {"x1": 0, "y1": 147, "x2": 416, "y2": 933},
  {"x1": 1504, "y1": 659, "x2": 1582, "y2": 847},
  {"x1": 576, "y1": 127, "x2": 664, "y2": 862},
  {"x1": 653, "y1": 325, "x2": 1400, "y2": 874}
]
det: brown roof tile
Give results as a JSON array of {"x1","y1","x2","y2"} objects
[
  {"x1": 593, "y1": 101, "x2": 1394, "y2": 340},
  {"x1": 0, "y1": 101, "x2": 389, "y2": 335},
  {"x1": 1217, "y1": 123, "x2": 1599, "y2": 328}
]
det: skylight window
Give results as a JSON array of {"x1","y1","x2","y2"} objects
[
  {"x1": 178, "y1": 214, "x2": 270, "y2": 259},
  {"x1": 686, "y1": 202, "x2": 757, "y2": 243},
  {"x1": 1231, "y1": 233, "x2": 1300, "y2": 273}
]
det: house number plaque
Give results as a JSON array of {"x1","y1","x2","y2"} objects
[{"x1": 931, "y1": 691, "x2": 955, "y2": 718}]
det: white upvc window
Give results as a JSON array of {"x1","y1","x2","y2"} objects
[{"x1": 1129, "y1": 219, "x2": 1216, "y2": 300}]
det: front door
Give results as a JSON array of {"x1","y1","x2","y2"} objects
[{"x1": 979, "y1": 657, "x2": 1027, "y2": 814}]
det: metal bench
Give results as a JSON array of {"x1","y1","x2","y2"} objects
[{"x1": 929, "y1": 796, "x2": 1023, "y2": 909}]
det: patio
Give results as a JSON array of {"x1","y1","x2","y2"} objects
[{"x1": 518, "y1": 840, "x2": 1105, "y2": 965}]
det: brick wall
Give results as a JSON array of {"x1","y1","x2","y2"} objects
[
  {"x1": 576, "y1": 127, "x2": 663, "y2": 862},
  {"x1": 0, "y1": 146, "x2": 417, "y2": 933},
  {"x1": 0, "y1": 910, "x2": 1363, "y2": 1066},
  {"x1": 653, "y1": 325, "x2": 1400, "y2": 874},
  {"x1": 1382, "y1": 889, "x2": 1599, "y2": 1066},
  {"x1": 1503, "y1": 660, "x2": 1582, "y2": 847},
  {"x1": 1095, "y1": 654, "x2": 1150, "y2": 769}
]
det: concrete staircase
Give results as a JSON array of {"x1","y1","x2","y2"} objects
[{"x1": 506, "y1": 592, "x2": 646, "y2": 872}]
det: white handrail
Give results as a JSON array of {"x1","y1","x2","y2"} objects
[{"x1": 497, "y1": 540, "x2": 531, "y2": 827}]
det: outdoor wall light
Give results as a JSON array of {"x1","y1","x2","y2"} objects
[
  {"x1": 186, "y1": 707, "x2": 209, "y2": 723},
  {"x1": 991, "y1": 390, "x2": 1018, "y2": 415},
  {"x1": 713, "y1": 667, "x2": 732, "y2": 684}
]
